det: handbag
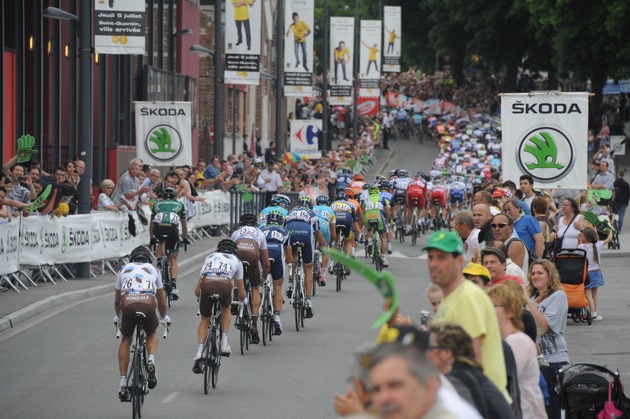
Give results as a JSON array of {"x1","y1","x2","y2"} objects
[{"x1": 548, "y1": 214, "x2": 578, "y2": 257}]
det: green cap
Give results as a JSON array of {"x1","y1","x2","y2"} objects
[{"x1": 423, "y1": 230, "x2": 465, "y2": 255}]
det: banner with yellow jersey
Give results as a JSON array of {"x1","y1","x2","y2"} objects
[
  {"x1": 329, "y1": 17, "x2": 354, "y2": 106},
  {"x1": 284, "y1": 0, "x2": 314, "y2": 97},
  {"x1": 383, "y1": 6, "x2": 401, "y2": 73},
  {"x1": 359, "y1": 20, "x2": 382, "y2": 98},
  {"x1": 225, "y1": 0, "x2": 261, "y2": 85}
]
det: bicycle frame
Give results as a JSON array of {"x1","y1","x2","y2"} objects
[
  {"x1": 202, "y1": 295, "x2": 223, "y2": 394},
  {"x1": 292, "y1": 246, "x2": 306, "y2": 331}
]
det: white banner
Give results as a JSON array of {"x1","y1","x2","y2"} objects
[
  {"x1": 225, "y1": 0, "x2": 262, "y2": 85},
  {"x1": 383, "y1": 6, "x2": 401, "y2": 73},
  {"x1": 501, "y1": 92, "x2": 589, "y2": 189},
  {"x1": 290, "y1": 119, "x2": 322, "y2": 159},
  {"x1": 284, "y1": 0, "x2": 314, "y2": 97},
  {"x1": 329, "y1": 17, "x2": 354, "y2": 106},
  {"x1": 0, "y1": 219, "x2": 20, "y2": 275},
  {"x1": 134, "y1": 102, "x2": 193, "y2": 167},
  {"x1": 360, "y1": 20, "x2": 382, "y2": 98},
  {"x1": 94, "y1": 0, "x2": 145, "y2": 55}
]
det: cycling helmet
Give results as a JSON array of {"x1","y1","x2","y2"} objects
[
  {"x1": 379, "y1": 181, "x2": 391, "y2": 191},
  {"x1": 162, "y1": 187, "x2": 177, "y2": 200},
  {"x1": 368, "y1": 186, "x2": 381, "y2": 196},
  {"x1": 217, "y1": 239, "x2": 238, "y2": 255},
  {"x1": 335, "y1": 190, "x2": 348, "y2": 200},
  {"x1": 397, "y1": 169, "x2": 409, "y2": 178},
  {"x1": 298, "y1": 196, "x2": 313, "y2": 209},
  {"x1": 388, "y1": 169, "x2": 398, "y2": 178},
  {"x1": 266, "y1": 210, "x2": 285, "y2": 226},
  {"x1": 239, "y1": 213, "x2": 258, "y2": 227},
  {"x1": 129, "y1": 246, "x2": 154, "y2": 264},
  {"x1": 271, "y1": 194, "x2": 291, "y2": 209},
  {"x1": 344, "y1": 188, "x2": 355, "y2": 199},
  {"x1": 315, "y1": 195, "x2": 331, "y2": 206},
  {"x1": 353, "y1": 173, "x2": 364, "y2": 182},
  {"x1": 362, "y1": 183, "x2": 371, "y2": 190}
]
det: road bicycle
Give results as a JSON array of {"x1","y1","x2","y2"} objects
[
  {"x1": 410, "y1": 198, "x2": 420, "y2": 246},
  {"x1": 259, "y1": 260, "x2": 275, "y2": 346},
  {"x1": 235, "y1": 261, "x2": 252, "y2": 355},
  {"x1": 291, "y1": 243, "x2": 307, "y2": 331},
  {"x1": 395, "y1": 199, "x2": 406, "y2": 243},
  {"x1": 333, "y1": 229, "x2": 347, "y2": 292},
  {"x1": 117, "y1": 313, "x2": 168, "y2": 419},
  {"x1": 367, "y1": 220, "x2": 383, "y2": 272},
  {"x1": 152, "y1": 239, "x2": 187, "y2": 307},
  {"x1": 200, "y1": 293, "x2": 226, "y2": 394},
  {"x1": 312, "y1": 248, "x2": 320, "y2": 295}
]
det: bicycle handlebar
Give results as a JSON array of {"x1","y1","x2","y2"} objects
[{"x1": 114, "y1": 319, "x2": 170, "y2": 339}]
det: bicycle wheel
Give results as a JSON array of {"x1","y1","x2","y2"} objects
[
  {"x1": 203, "y1": 332, "x2": 212, "y2": 394},
  {"x1": 336, "y1": 265, "x2": 342, "y2": 292},
  {"x1": 300, "y1": 287, "x2": 306, "y2": 328},
  {"x1": 293, "y1": 282, "x2": 301, "y2": 332},
  {"x1": 239, "y1": 309, "x2": 247, "y2": 355},
  {"x1": 261, "y1": 295, "x2": 268, "y2": 346},
  {"x1": 212, "y1": 326, "x2": 221, "y2": 388},
  {"x1": 312, "y1": 254, "x2": 319, "y2": 296},
  {"x1": 132, "y1": 351, "x2": 145, "y2": 419},
  {"x1": 162, "y1": 264, "x2": 172, "y2": 308}
]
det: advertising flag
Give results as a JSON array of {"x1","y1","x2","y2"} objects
[
  {"x1": 225, "y1": 0, "x2": 262, "y2": 85},
  {"x1": 94, "y1": 0, "x2": 145, "y2": 55},
  {"x1": 329, "y1": 17, "x2": 354, "y2": 106},
  {"x1": 290, "y1": 119, "x2": 322, "y2": 159},
  {"x1": 383, "y1": 6, "x2": 401, "y2": 73},
  {"x1": 284, "y1": 0, "x2": 314, "y2": 97},
  {"x1": 359, "y1": 20, "x2": 382, "y2": 98},
  {"x1": 501, "y1": 92, "x2": 588, "y2": 189},
  {"x1": 134, "y1": 101, "x2": 193, "y2": 166}
]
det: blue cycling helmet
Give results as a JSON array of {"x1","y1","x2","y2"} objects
[
  {"x1": 379, "y1": 181, "x2": 391, "y2": 191},
  {"x1": 271, "y1": 194, "x2": 291, "y2": 209},
  {"x1": 335, "y1": 190, "x2": 348, "y2": 200},
  {"x1": 266, "y1": 210, "x2": 285, "y2": 226},
  {"x1": 298, "y1": 196, "x2": 313, "y2": 209},
  {"x1": 315, "y1": 195, "x2": 331, "y2": 206}
]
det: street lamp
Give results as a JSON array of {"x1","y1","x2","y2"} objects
[
  {"x1": 44, "y1": 2, "x2": 93, "y2": 279},
  {"x1": 170, "y1": 28, "x2": 193, "y2": 101}
]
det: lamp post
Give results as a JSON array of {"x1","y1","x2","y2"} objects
[
  {"x1": 43, "y1": 3, "x2": 93, "y2": 279},
  {"x1": 190, "y1": 44, "x2": 219, "y2": 161},
  {"x1": 170, "y1": 28, "x2": 193, "y2": 101}
]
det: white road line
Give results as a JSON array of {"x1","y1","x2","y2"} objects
[{"x1": 161, "y1": 392, "x2": 180, "y2": 404}]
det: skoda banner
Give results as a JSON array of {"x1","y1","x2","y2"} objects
[
  {"x1": 134, "y1": 101, "x2": 193, "y2": 166},
  {"x1": 359, "y1": 20, "x2": 382, "y2": 98},
  {"x1": 284, "y1": 0, "x2": 314, "y2": 97},
  {"x1": 329, "y1": 17, "x2": 355, "y2": 106},
  {"x1": 225, "y1": 0, "x2": 262, "y2": 85},
  {"x1": 501, "y1": 92, "x2": 588, "y2": 189},
  {"x1": 290, "y1": 120, "x2": 322, "y2": 159},
  {"x1": 94, "y1": 0, "x2": 145, "y2": 55},
  {"x1": 383, "y1": 6, "x2": 401, "y2": 73}
]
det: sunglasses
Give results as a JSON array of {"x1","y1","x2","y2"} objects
[{"x1": 491, "y1": 223, "x2": 509, "y2": 229}]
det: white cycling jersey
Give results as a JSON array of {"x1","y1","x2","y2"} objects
[
  {"x1": 231, "y1": 226, "x2": 268, "y2": 250},
  {"x1": 393, "y1": 177, "x2": 412, "y2": 192},
  {"x1": 116, "y1": 263, "x2": 163, "y2": 295},
  {"x1": 449, "y1": 181, "x2": 466, "y2": 191},
  {"x1": 200, "y1": 252, "x2": 244, "y2": 281}
]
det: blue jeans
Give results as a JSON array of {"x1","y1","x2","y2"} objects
[
  {"x1": 294, "y1": 41, "x2": 307, "y2": 67},
  {"x1": 614, "y1": 203, "x2": 627, "y2": 232}
]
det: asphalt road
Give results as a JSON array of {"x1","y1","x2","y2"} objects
[{"x1": 1, "y1": 138, "x2": 629, "y2": 418}]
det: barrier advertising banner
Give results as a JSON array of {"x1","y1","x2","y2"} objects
[
  {"x1": 225, "y1": 0, "x2": 261, "y2": 85},
  {"x1": 501, "y1": 92, "x2": 588, "y2": 189},
  {"x1": 94, "y1": 0, "x2": 145, "y2": 55},
  {"x1": 383, "y1": 6, "x2": 401, "y2": 73},
  {"x1": 284, "y1": 0, "x2": 314, "y2": 97},
  {"x1": 290, "y1": 119, "x2": 322, "y2": 159},
  {"x1": 134, "y1": 101, "x2": 192, "y2": 166},
  {"x1": 0, "y1": 219, "x2": 20, "y2": 275},
  {"x1": 359, "y1": 20, "x2": 382, "y2": 98},
  {"x1": 329, "y1": 17, "x2": 354, "y2": 106}
]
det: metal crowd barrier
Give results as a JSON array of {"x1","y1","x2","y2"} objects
[{"x1": 228, "y1": 190, "x2": 300, "y2": 232}]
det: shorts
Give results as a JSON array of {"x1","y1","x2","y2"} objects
[
  {"x1": 393, "y1": 192, "x2": 406, "y2": 206},
  {"x1": 153, "y1": 224, "x2": 179, "y2": 253},
  {"x1": 365, "y1": 210, "x2": 386, "y2": 235},
  {"x1": 199, "y1": 279, "x2": 233, "y2": 316},
  {"x1": 585, "y1": 270, "x2": 605, "y2": 289},
  {"x1": 289, "y1": 230, "x2": 314, "y2": 264},
  {"x1": 236, "y1": 250, "x2": 262, "y2": 287},
  {"x1": 450, "y1": 190, "x2": 465, "y2": 205},
  {"x1": 319, "y1": 225, "x2": 331, "y2": 244},
  {"x1": 429, "y1": 190, "x2": 446, "y2": 208},
  {"x1": 266, "y1": 242, "x2": 285, "y2": 280},
  {"x1": 119, "y1": 293, "x2": 159, "y2": 338},
  {"x1": 335, "y1": 219, "x2": 354, "y2": 239},
  {"x1": 407, "y1": 188, "x2": 425, "y2": 208}
]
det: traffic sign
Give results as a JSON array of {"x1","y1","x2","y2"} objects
[{"x1": 610, "y1": 135, "x2": 626, "y2": 156}]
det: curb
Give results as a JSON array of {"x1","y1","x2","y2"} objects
[
  {"x1": 374, "y1": 147, "x2": 396, "y2": 176},
  {"x1": 0, "y1": 248, "x2": 213, "y2": 333}
]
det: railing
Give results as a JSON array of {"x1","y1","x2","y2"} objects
[{"x1": 228, "y1": 190, "x2": 300, "y2": 233}]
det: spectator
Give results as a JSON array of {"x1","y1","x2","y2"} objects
[
  {"x1": 530, "y1": 196, "x2": 554, "y2": 245},
  {"x1": 578, "y1": 227, "x2": 612, "y2": 322},
  {"x1": 502, "y1": 200, "x2": 544, "y2": 258},
  {"x1": 111, "y1": 158, "x2": 150, "y2": 210},
  {"x1": 98, "y1": 179, "x2": 123, "y2": 212},
  {"x1": 486, "y1": 240, "x2": 527, "y2": 284},
  {"x1": 518, "y1": 174, "x2": 537, "y2": 212},
  {"x1": 613, "y1": 169, "x2": 629, "y2": 231},
  {"x1": 490, "y1": 213, "x2": 530, "y2": 272},
  {"x1": 258, "y1": 159, "x2": 283, "y2": 206},
  {"x1": 453, "y1": 210, "x2": 480, "y2": 262},
  {"x1": 591, "y1": 160, "x2": 615, "y2": 207},
  {"x1": 593, "y1": 143, "x2": 615, "y2": 174},
  {"x1": 140, "y1": 169, "x2": 161, "y2": 202},
  {"x1": 472, "y1": 204, "x2": 494, "y2": 249},
  {"x1": 552, "y1": 197, "x2": 591, "y2": 249},
  {"x1": 264, "y1": 141, "x2": 277, "y2": 164},
  {"x1": 202, "y1": 155, "x2": 221, "y2": 189},
  {"x1": 3, "y1": 163, "x2": 37, "y2": 208}
]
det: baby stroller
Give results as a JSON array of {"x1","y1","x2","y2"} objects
[
  {"x1": 583, "y1": 191, "x2": 620, "y2": 250},
  {"x1": 558, "y1": 363, "x2": 630, "y2": 419},
  {"x1": 553, "y1": 248, "x2": 592, "y2": 325}
]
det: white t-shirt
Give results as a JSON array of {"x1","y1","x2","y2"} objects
[
  {"x1": 115, "y1": 263, "x2": 163, "y2": 294},
  {"x1": 464, "y1": 228, "x2": 480, "y2": 262},
  {"x1": 578, "y1": 240, "x2": 604, "y2": 271}
]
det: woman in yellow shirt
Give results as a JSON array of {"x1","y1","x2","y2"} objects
[{"x1": 286, "y1": 12, "x2": 311, "y2": 71}]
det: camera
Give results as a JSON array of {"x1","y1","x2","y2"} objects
[
  {"x1": 18, "y1": 176, "x2": 26, "y2": 182},
  {"x1": 420, "y1": 310, "x2": 431, "y2": 327}
]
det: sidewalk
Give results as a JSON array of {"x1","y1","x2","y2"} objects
[{"x1": 0, "y1": 236, "x2": 222, "y2": 333}]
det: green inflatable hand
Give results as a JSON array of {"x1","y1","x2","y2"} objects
[{"x1": 17, "y1": 134, "x2": 38, "y2": 163}]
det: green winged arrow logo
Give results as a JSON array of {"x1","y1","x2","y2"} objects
[
  {"x1": 523, "y1": 132, "x2": 565, "y2": 170},
  {"x1": 148, "y1": 128, "x2": 176, "y2": 153}
]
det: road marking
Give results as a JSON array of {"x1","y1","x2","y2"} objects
[
  {"x1": 355, "y1": 249, "x2": 424, "y2": 259},
  {"x1": 161, "y1": 392, "x2": 180, "y2": 404}
]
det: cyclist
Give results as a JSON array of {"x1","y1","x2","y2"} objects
[
  {"x1": 285, "y1": 196, "x2": 326, "y2": 318},
  {"x1": 358, "y1": 183, "x2": 371, "y2": 208},
  {"x1": 193, "y1": 239, "x2": 245, "y2": 370},
  {"x1": 448, "y1": 175, "x2": 467, "y2": 213},
  {"x1": 405, "y1": 175, "x2": 428, "y2": 234},
  {"x1": 335, "y1": 167, "x2": 353, "y2": 194},
  {"x1": 349, "y1": 173, "x2": 366, "y2": 197},
  {"x1": 313, "y1": 195, "x2": 337, "y2": 286},
  {"x1": 260, "y1": 211, "x2": 293, "y2": 335},
  {"x1": 392, "y1": 169, "x2": 412, "y2": 233},
  {"x1": 363, "y1": 185, "x2": 391, "y2": 267},
  {"x1": 149, "y1": 187, "x2": 190, "y2": 300},
  {"x1": 115, "y1": 246, "x2": 168, "y2": 400},
  {"x1": 231, "y1": 213, "x2": 270, "y2": 344},
  {"x1": 428, "y1": 178, "x2": 449, "y2": 228},
  {"x1": 344, "y1": 188, "x2": 364, "y2": 251},
  {"x1": 258, "y1": 193, "x2": 290, "y2": 227},
  {"x1": 330, "y1": 190, "x2": 358, "y2": 274},
  {"x1": 379, "y1": 181, "x2": 394, "y2": 254}
]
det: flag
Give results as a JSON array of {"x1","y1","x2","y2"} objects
[{"x1": 249, "y1": 123, "x2": 255, "y2": 157}]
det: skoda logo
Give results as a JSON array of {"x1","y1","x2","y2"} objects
[
  {"x1": 516, "y1": 125, "x2": 575, "y2": 183},
  {"x1": 144, "y1": 124, "x2": 183, "y2": 162},
  {"x1": 61, "y1": 226, "x2": 69, "y2": 252}
]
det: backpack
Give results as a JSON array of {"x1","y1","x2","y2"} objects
[{"x1": 506, "y1": 237, "x2": 536, "y2": 272}]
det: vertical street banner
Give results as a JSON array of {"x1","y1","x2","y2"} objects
[
  {"x1": 359, "y1": 20, "x2": 382, "y2": 98},
  {"x1": 290, "y1": 119, "x2": 322, "y2": 159},
  {"x1": 225, "y1": 0, "x2": 262, "y2": 85},
  {"x1": 501, "y1": 92, "x2": 588, "y2": 189},
  {"x1": 329, "y1": 17, "x2": 354, "y2": 106},
  {"x1": 284, "y1": 0, "x2": 314, "y2": 97},
  {"x1": 382, "y1": 6, "x2": 401, "y2": 73},
  {"x1": 94, "y1": 0, "x2": 145, "y2": 55},
  {"x1": 134, "y1": 101, "x2": 193, "y2": 166}
]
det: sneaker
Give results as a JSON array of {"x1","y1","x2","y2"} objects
[
  {"x1": 170, "y1": 288, "x2": 180, "y2": 300},
  {"x1": 192, "y1": 357, "x2": 203, "y2": 374},
  {"x1": 250, "y1": 327, "x2": 260, "y2": 344},
  {"x1": 305, "y1": 300, "x2": 314, "y2": 318},
  {"x1": 220, "y1": 341, "x2": 232, "y2": 355},
  {"x1": 367, "y1": 244, "x2": 373, "y2": 257},
  {"x1": 286, "y1": 281, "x2": 294, "y2": 298},
  {"x1": 156, "y1": 258, "x2": 163, "y2": 270},
  {"x1": 328, "y1": 264, "x2": 335, "y2": 275},
  {"x1": 146, "y1": 362, "x2": 157, "y2": 389},
  {"x1": 118, "y1": 386, "x2": 130, "y2": 402},
  {"x1": 592, "y1": 313, "x2": 603, "y2": 321},
  {"x1": 273, "y1": 320, "x2": 283, "y2": 335},
  {"x1": 319, "y1": 275, "x2": 327, "y2": 287},
  {"x1": 381, "y1": 256, "x2": 389, "y2": 267}
]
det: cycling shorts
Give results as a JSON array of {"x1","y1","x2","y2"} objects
[
  {"x1": 364, "y1": 210, "x2": 386, "y2": 235},
  {"x1": 119, "y1": 292, "x2": 159, "y2": 338},
  {"x1": 393, "y1": 191, "x2": 407, "y2": 206},
  {"x1": 450, "y1": 190, "x2": 465, "y2": 204},
  {"x1": 335, "y1": 218, "x2": 354, "y2": 240},
  {"x1": 289, "y1": 229, "x2": 315, "y2": 264},
  {"x1": 236, "y1": 247, "x2": 262, "y2": 287},
  {"x1": 319, "y1": 224, "x2": 331, "y2": 244},
  {"x1": 407, "y1": 187, "x2": 425, "y2": 208},
  {"x1": 199, "y1": 279, "x2": 233, "y2": 316},
  {"x1": 153, "y1": 224, "x2": 180, "y2": 254},
  {"x1": 429, "y1": 189, "x2": 446, "y2": 208},
  {"x1": 266, "y1": 242, "x2": 285, "y2": 280}
]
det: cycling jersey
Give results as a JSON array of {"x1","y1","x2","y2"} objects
[
  {"x1": 412, "y1": 113, "x2": 422, "y2": 125},
  {"x1": 349, "y1": 180, "x2": 365, "y2": 196},
  {"x1": 407, "y1": 178, "x2": 427, "y2": 208},
  {"x1": 336, "y1": 174, "x2": 352, "y2": 192},
  {"x1": 199, "y1": 252, "x2": 244, "y2": 282},
  {"x1": 430, "y1": 185, "x2": 448, "y2": 208},
  {"x1": 313, "y1": 204, "x2": 336, "y2": 244},
  {"x1": 363, "y1": 194, "x2": 388, "y2": 234},
  {"x1": 261, "y1": 225, "x2": 290, "y2": 280},
  {"x1": 231, "y1": 226, "x2": 268, "y2": 287},
  {"x1": 449, "y1": 180, "x2": 466, "y2": 204},
  {"x1": 258, "y1": 205, "x2": 289, "y2": 228},
  {"x1": 116, "y1": 262, "x2": 163, "y2": 337},
  {"x1": 286, "y1": 207, "x2": 319, "y2": 263},
  {"x1": 392, "y1": 177, "x2": 412, "y2": 193},
  {"x1": 152, "y1": 199, "x2": 186, "y2": 226},
  {"x1": 116, "y1": 263, "x2": 163, "y2": 295},
  {"x1": 331, "y1": 199, "x2": 356, "y2": 239}
]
